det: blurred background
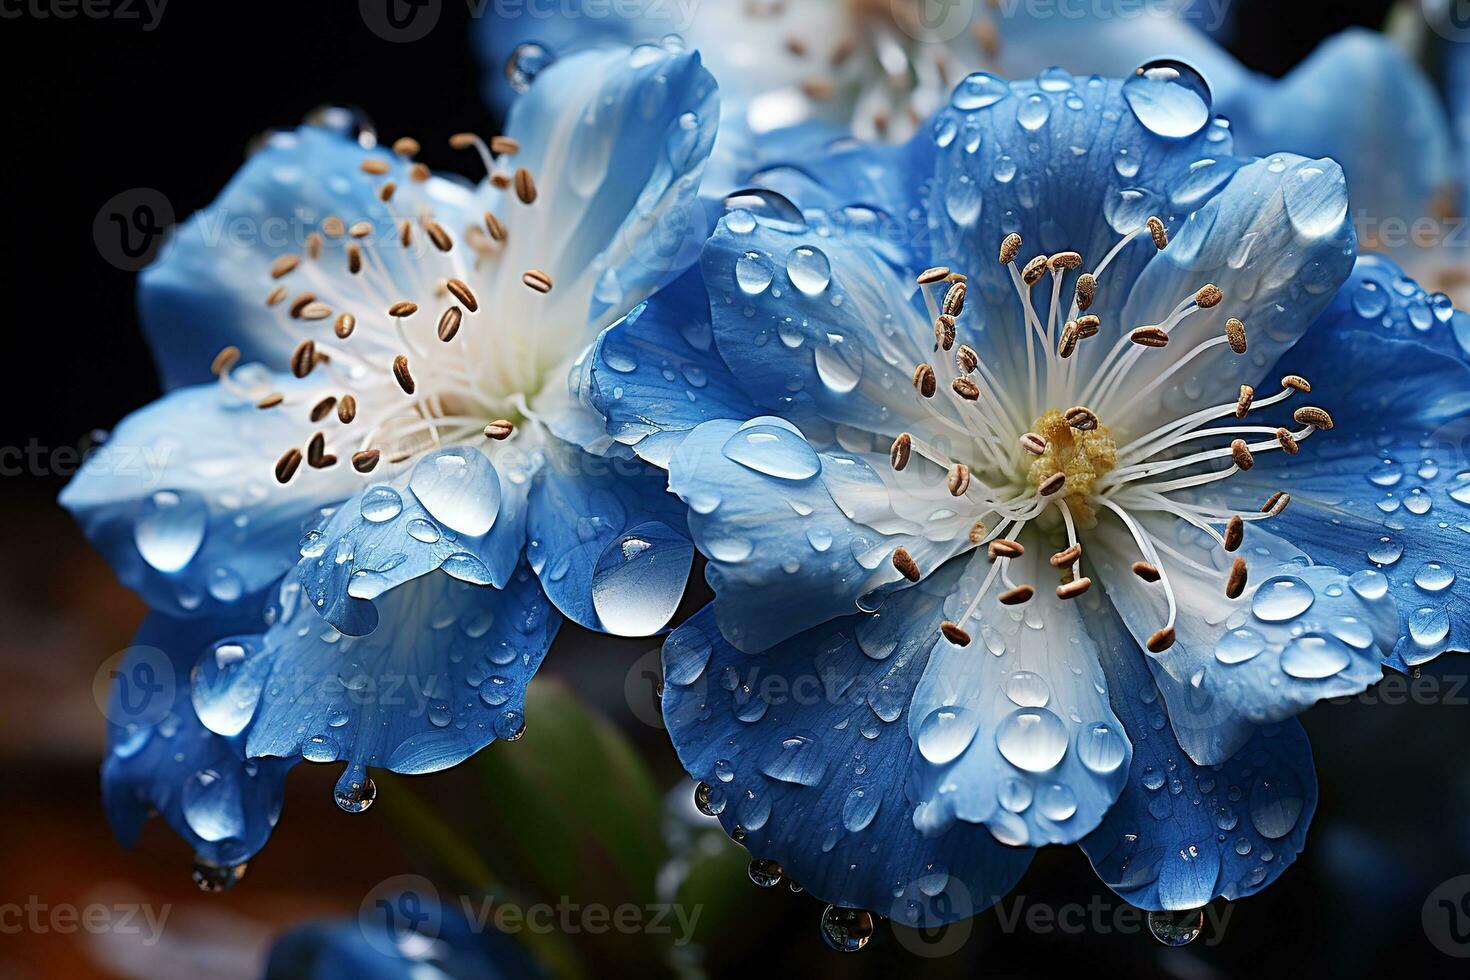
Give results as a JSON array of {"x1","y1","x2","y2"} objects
[{"x1": 3, "y1": 0, "x2": 1469, "y2": 976}]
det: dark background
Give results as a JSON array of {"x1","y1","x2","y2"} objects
[{"x1": 4, "y1": 0, "x2": 1469, "y2": 977}]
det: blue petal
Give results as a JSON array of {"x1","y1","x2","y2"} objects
[
  {"x1": 138, "y1": 127, "x2": 476, "y2": 390},
  {"x1": 296, "y1": 445, "x2": 531, "y2": 636},
  {"x1": 663, "y1": 592, "x2": 1033, "y2": 927},
  {"x1": 667, "y1": 418, "x2": 972, "y2": 652},
  {"x1": 496, "y1": 44, "x2": 719, "y2": 329},
  {"x1": 1080, "y1": 603, "x2": 1317, "y2": 910},
  {"x1": 525, "y1": 437, "x2": 693, "y2": 636},
  {"x1": 59, "y1": 369, "x2": 360, "y2": 618},
  {"x1": 192, "y1": 566, "x2": 559, "y2": 803},
  {"x1": 906, "y1": 551, "x2": 1131, "y2": 847},
  {"x1": 584, "y1": 266, "x2": 760, "y2": 467},
  {"x1": 103, "y1": 607, "x2": 293, "y2": 870}
]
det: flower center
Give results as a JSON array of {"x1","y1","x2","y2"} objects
[{"x1": 890, "y1": 223, "x2": 1337, "y2": 654}]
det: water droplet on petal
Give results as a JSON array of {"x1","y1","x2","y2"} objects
[
  {"x1": 1123, "y1": 60, "x2": 1212, "y2": 138},
  {"x1": 819, "y1": 906, "x2": 874, "y2": 952},
  {"x1": 134, "y1": 489, "x2": 208, "y2": 573},
  {"x1": 996, "y1": 708, "x2": 1068, "y2": 772},
  {"x1": 1147, "y1": 908, "x2": 1204, "y2": 946},
  {"x1": 1251, "y1": 576, "x2": 1315, "y2": 622}
]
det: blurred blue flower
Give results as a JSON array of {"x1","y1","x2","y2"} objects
[
  {"x1": 578, "y1": 66, "x2": 1470, "y2": 929},
  {"x1": 64, "y1": 42, "x2": 717, "y2": 870}
]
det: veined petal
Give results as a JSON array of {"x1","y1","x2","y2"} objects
[
  {"x1": 192, "y1": 566, "x2": 559, "y2": 807},
  {"x1": 583, "y1": 267, "x2": 760, "y2": 467},
  {"x1": 906, "y1": 549, "x2": 1130, "y2": 847},
  {"x1": 668, "y1": 418, "x2": 970, "y2": 653},
  {"x1": 59, "y1": 368, "x2": 359, "y2": 618},
  {"x1": 663, "y1": 591, "x2": 1033, "y2": 927},
  {"x1": 103, "y1": 608, "x2": 293, "y2": 873},
  {"x1": 295, "y1": 445, "x2": 532, "y2": 636},
  {"x1": 1080, "y1": 601, "x2": 1317, "y2": 911},
  {"x1": 525, "y1": 436, "x2": 693, "y2": 636}
]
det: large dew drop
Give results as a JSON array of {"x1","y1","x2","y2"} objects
[
  {"x1": 590, "y1": 521, "x2": 694, "y2": 636},
  {"x1": 1251, "y1": 575, "x2": 1315, "y2": 623},
  {"x1": 819, "y1": 906, "x2": 875, "y2": 952},
  {"x1": 996, "y1": 708, "x2": 1068, "y2": 772},
  {"x1": 409, "y1": 448, "x2": 500, "y2": 537},
  {"x1": 917, "y1": 705, "x2": 979, "y2": 765},
  {"x1": 721, "y1": 424, "x2": 820, "y2": 481},
  {"x1": 134, "y1": 489, "x2": 208, "y2": 573},
  {"x1": 1122, "y1": 60, "x2": 1212, "y2": 139}
]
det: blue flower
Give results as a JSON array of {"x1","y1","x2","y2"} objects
[
  {"x1": 63, "y1": 42, "x2": 717, "y2": 869},
  {"x1": 579, "y1": 66, "x2": 1470, "y2": 929}
]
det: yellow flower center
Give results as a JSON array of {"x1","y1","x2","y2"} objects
[{"x1": 1026, "y1": 409, "x2": 1117, "y2": 529}]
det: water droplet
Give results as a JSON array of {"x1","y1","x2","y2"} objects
[
  {"x1": 787, "y1": 246, "x2": 831, "y2": 294},
  {"x1": 842, "y1": 787, "x2": 880, "y2": 832},
  {"x1": 748, "y1": 858, "x2": 784, "y2": 888},
  {"x1": 1147, "y1": 908, "x2": 1204, "y2": 946},
  {"x1": 1123, "y1": 60, "x2": 1212, "y2": 138},
  {"x1": 409, "y1": 448, "x2": 500, "y2": 537},
  {"x1": 1280, "y1": 634, "x2": 1351, "y2": 679},
  {"x1": 494, "y1": 708, "x2": 526, "y2": 741},
  {"x1": 360, "y1": 486, "x2": 402, "y2": 523},
  {"x1": 1215, "y1": 627, "x2": 1265, "y2": 664},
  {"x1": 951, "y1": 72, "x2": 1010, "y2": 111},
  {"x1": 735, "y1": 250, "x2": 773, "y2": 294},
  {"x1": 996, "y1": 708, "x2": 1068, "y2": 772},
  {"x1": 591, "y1": 521, "x2": 693, "y2": 636},
  {"x1": 134, "y1": 489, "x2": 208, "y2": 573},
  {"x1": 191, "y1": 858, "x2": 247, "y2": 893},
  {"x1": 722, "y1": 424, "x2": 820, "y2": 480},
  {"x1": 1077, "y1": 722, "x2": 1127, "y2": 774},
  {"x1": 999, "y1": 777, "x2": 1033, "y2": 813},
  {"x1": 406, "y1": 518, "x2": 441, "y2": 543},
  {"x1": 814, "y1": 335, "x2": 863, "y2": 394},
  {"x1": 917, "y1": 706, "x2": 978, "y2": 765},
  {"x1": 1414, "y1": 562, "x2": 1456, "y2": 592},
  {"x1": 1409, "y1": 606, "x2": 1450, "y2": 647},
  {"x1": 1249, "y1": 773, "x2": 1303, "y2": 838},
  {"x1": 1037, "y1": 783, "x2": 1077, "y2": 821},
  {"x1": 1004, "y1": 670, "x2": 1051, "y2": 707},
  {"x1": 819, "y1": 906, "x2": 875, "y2": 952},
  {"x1": 1251, "y1": 576, "x2": 1315, "y2": 622},
  {"x1": 1017, "y1": 93, "x2": 1052, "y2": 130},
  {"x1": 694, "y1": 780, "x2": 727, "y2": 816},
  {"x1": 334, "y1": 771, "x2": 377, "y2": 813},
  {"x1": 506, "y1": 42, "x2": 554, "y2": 93}
]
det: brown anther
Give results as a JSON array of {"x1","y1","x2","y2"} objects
[
  {"x1": 1050, "y1": 543, "x2": 1082, "y2": 568},
  {"x1": 337, "y1": 395, "x2": 357, "y2": 424},
  {"x1": 351, "y1": 449, "x2": 380, "y2": 473},
  {"x1": 1276, "y1": 427, "x2": 1300, "y2": 455},
  {"x1": 322, "y1": 216, "x2": 345, "y2": 238},
  {"x1": 290, "y1": 340, "x2": 316, "y2": 378},
  {"x1": 1282, "y1": 374, "x2": 1312, "y2": 393},
  {"x1": 1292, "y1": 406, "x2": 1333, "y2": 430},
  {"x1": 1130, "y1": 325, "x2": 1169, "y2": 348},
  {"x1": 211, "y1": 346, "x2": 240, "y2": 376},
  {"x1": 999, "y1": 585, "x2": 1035, "y2": 606},
  {"x1": 1195, "y1": 283, "x2": 1223, "y2": 308},
  {"x1": 1039, "y1": 472, "x2": 1066, "y2": 496},
  {"x1": 1262, "y1": 491, "x2": 1291, "y2": 517},
  {"x1": 348, "y1": 220, "x2": 373, "y2": 238},
  {"x1": 1075, "y1": 273, "x2": 1097, "y2": 312},
  {"x1": 441, "y1": 277, "x2": 478, "y2": 313},
  {"x1": 942, "y1": 281, "x2": 966, "y2": 316},
  {"x1": 989, "y1": 539, "x2": 1024, "y2": 560},
  {"x1": 951, "y1": 377, "x2": 980, "y2": 401},
  {"x1": 306, "y1": 432, "x2": 327, "y2": 467},
  {"x1": 360, "y1": 158, "x2": 391, "y2": 175},
  {"x1": 310, "y1": 396, "x2": 337, "y2": 422},
  {"x1": 968, "y1": 521, "x2": 987, "y2": 545},
  {"x1": 289, "y1": 293, "x2": 317, "y2": 318},
  {"x1": 912, "y1": 363, "x2": 937, "y2": 398},
  {"x1": 1230, "y1": 438, "x2": 1255, "y2": 471},
  {"x1": 1147, "y1": 216, "x2": 1169, "y2": 250},
  {"x1": 1226, "y1": 317, "x2": 1248, "y2": 354},
  {"x1": 490, "y1": 135, "x2": 519, "y2": 155},
  {"x1": 1224, "y1": 515, "x2": 1244, "y2": 552},
  {"x1": 890, "y1": 433, "x2": 912, "y2": 471},
  {"x1": 347, "y1": 244, "x2": 363, "y2": 275},
  {"x1": 274, "y1": 448, "x2": 303, "y2": 484},
  {"x1": 448, "y1": 132, "x2": 478, "y2": 150},
  {"x1": 892, "y1": 547, "x2": 921, "y2": 583},
  {"x1": 484, "y1": 212, "x2": 507, "y2": 242},
  {"x1": 270, "y1": 254, "x2": 300, "y2": 279},
  {"x1": 392, "y1": 137, "x2": 421, "y2": 156},
  {"x1": 1075, "y1": 314, "x2": 1101, "y2": 339},
  {"x1": 1056, "y1": 577, "x2": 1092, "y2": 600},
  {"x1": 409, "y1": 163, "x2": 430, "y2": 182},
  {"x1": 940, "y1": 621, "x2": 971, "y2": 646},
  {"x1": 306, "y1": 233, "x2": 323, "y2": 260},
  {"x1": 300, "y1": 302, "x2": 332, "y2": 321},
  {"x1": 1058, "y1": 320, "x2": 1080, "y2": 359},
  {"x1": 490, "y1": 173, "x2": 511, "y2": 190},
  {"x1": 1021, "y1": 255, "x2": 1048, "y2": 286},
  {"x1": 955, "y1": 344, "x2": 978, "y2": 374},
  {"x1": 1049, "y1": 251, "x2": 1082, "y2": 272},
  {"x1": 1225, "y1": 557, "x2": 1248, "y2": 599},
  {"x1": 934, "y1": 314, "x2": 956, "y2": 351},
  {"x1": 399, "y1": 219, "x2": 413, "y2": 247},
  {"x1": 1235, "y1": 384, "x2": 1255, "y2": 419},
  {"x1": 522, "y1": 269, "x2": 553, "y2": 293},
  {"x1": 256, "y1": 393, "x2": 284, "y2": 410},
  {"x1": 393, "y1": 354, "x2": 415, "y2": 394},
  {"x1": 514, "y1": 167, "x2": 537, "y2": 204},
  {"x1": 1132, "y1": 561, "x2": 1161, "y2": 582},
  {"x1": 1064, "y1": 406, "x2": 1099, "y2": 431},
  {"x1": 378, "y1": 181, "x2": 397, "y2": 203},
  {"x1": 335, "y1": 313, "x2": 356, "y2": 339},
  {"x1": 412, "y1": 298, "x2": 450, "y2": 339},
  {"x1": 917, "y1": 266, "x2": 950, "y2": 285},
  {"x1": 999, "y1": 232, "x2": 1022, "y2": 264},
  {"x1": 1147, "y1": 627, "x2": 1176, "y2": 653},
  {"x1": 388, "y1": 301, "x2": 418, "y2": 318},
  {"x1": 947, "y1": 463, "x2": 971, "y2": 497},
  {"x1": 484, "y1": 419, "x2": 515, "y2": 441},
  {"x1": 1019, "y1": 432, "x2": 1047, "y2": 456},
  {"x1": 266, "y1": 285, "x2": 287, "y2": 306},
  {"x1": 424, "y1": 221, "x2": 453, "y2": 252}
]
